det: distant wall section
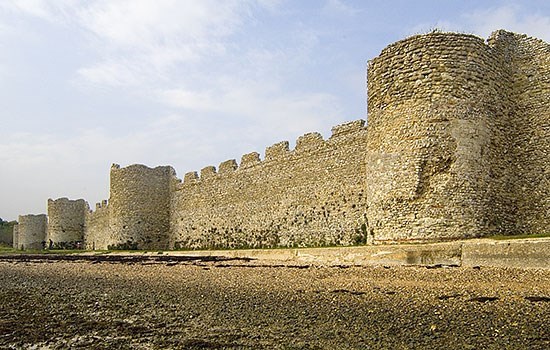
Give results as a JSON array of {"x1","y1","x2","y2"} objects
[
  {"x1": 84, "y1": 200, "x2": 110, "y2": 250},
  {"x1": 47, "y1": 198, "x2": 88, "y2": 248},
  {"x1": 16, "y1": 214, "x2": 47, "y2": 250},
  {"x1": 0, "y1": 220, "x2": 16, "y2": 245},
  {"x1": 170, "y1": 121, "x2": 369, "y2": 249},
  {"x1": 12, "y1": 224, "x2": 18, "y2": 249}
]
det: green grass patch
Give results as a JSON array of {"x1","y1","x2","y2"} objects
[
  {"x1": 488, "y1": 232, "x2": 550, "y2": 240},
  {"x1": 0, "y1": 248, "x2": 91, "y2": 255}
]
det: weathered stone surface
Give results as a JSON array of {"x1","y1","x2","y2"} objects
[
  {"x1": 15, "y1": 214, "x2": 47, "y2": 250},
  {"x1": 366, "y1": 30, "x2": 549, "y2": 242},
  {"x1": 170, "y1": 120, "x2": 369, "y2": 249},
  {"x1": 47, "y1": 198, "x2": 88, "y2": 248},
  {"x1": 107, "y1": 164, "x2": 178, "y2": 250},
  {"x1": 0, "y1": 220, "x2": 16, "y2": 246},
  {"x1": 462, "y1": 239, "x2": 550, "y2": 269},
  {"x1": 84, "y1": 200, "x2": 110, "y2": 250}
]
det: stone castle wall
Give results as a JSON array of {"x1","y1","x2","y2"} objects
[
  {"x1": 490, "y1": 31, "x2": 550, "y2": 235},
  {"x1": 0, "y1": 220, "x2": 16, "y2": 245},
  {"x1": 109, "y1": 164, "x2": 178, "y2": 250},
  {"x1": 10, "y1": 30, "x2": 548, "y2": 250},
  {"x1": 47, "y1": 198, "x2": 88, "y2": 247},
  {"x1": 170, "y1": 121, "x2": 369, "y2": 249},
  {"x1": 84, "y1": 200, "x2": 110, "y2": 250},
  {"x1": 366, "y1": 32, "x2": 515, "y2": 242},
  {"x1": 15, "y1": 214, "x2": 47, "y2": 250},
  {"x1": 365, "y1": 30, "x2": 549, "y2": 242}
]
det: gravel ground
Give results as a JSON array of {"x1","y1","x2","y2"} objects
[{"x1": 0, "y1": 256, "x2": 549, "y2": 349}]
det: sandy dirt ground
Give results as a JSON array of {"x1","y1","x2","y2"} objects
[{"x1": 0, "y1": 255, "x2": 549, "y2": 349}]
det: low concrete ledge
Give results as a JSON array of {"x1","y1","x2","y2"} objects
[
  {"x1": 178, "y1": 242, "x2": 463, "y2": 267},
  {"x1": 4, "y1": 238, "x2": 548, "y2": 269},
  {"x1": 178, "y1": 238, "x2": 549, "y2": 269},
  {"x1": 462, "y1": 239, "x2": 550, "y2": 269}
]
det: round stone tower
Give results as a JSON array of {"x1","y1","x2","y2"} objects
[
  {"x1": 109, "y1": 164, "x2": 177, "y2": 250},
  {"x1": 365, "y1": 32, "x2": 514, "y2": 242},
  {"x1": 47, "y1": 198, "x2": 89, "y2": 248},
  {"x1": 16, "y1": 214, "x2": 47, "y2": 250}
]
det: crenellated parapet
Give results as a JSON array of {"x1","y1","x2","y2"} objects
[
  {"x1": 170, "y1": 119, "x2": 369, "y2": 249},
  {"x1": 200, "y1": 166, "x2": 217, "y2": 180},
  {"x1": 295, "y1": 132, "x2": 324, "y2": 152},
  {"x1": 219, "y1": 159, "x2": 238, "y2": 174},
  {"x1": 179, "y1": 119, "x2": 367, "y2": 187},
  {"x1": 330, "y1": 120, "x2": 366, "y2": 139},
  {"x1": 265, "y1": 141, "x2": 290, "y2": 161},
  {"x1": 240, "y1": 152, "x2": 261, "y2": 169}
]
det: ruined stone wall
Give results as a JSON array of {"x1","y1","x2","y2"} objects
[
  {"x1": 110, "y1": 164, "x2": 178, "y2": 250},
  {"x1": 47, "y1": 198, "x2": 88, "y2": 247},
  {"x1": 170, "y1": 121, "x2": 369, "y2": 249},
  {"x1": 488, "y1": 31, "x2": 550, "y2": 234},
  {"x1": 366, "y1": 32, "x2": 517, "y2": 242},
  {"x1": 84, "y1": 200, "x2": 110, "y2": 250},
  {"x1": 16, "y1": 214, "x2": 47, "y2": 250}
]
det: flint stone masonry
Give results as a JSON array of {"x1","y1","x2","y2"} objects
[
  {"x1": 108, "y1": 164, "x2": 178, "y2": 250},
  {"x1": 13, "y1": 30, "x2": 549, "y2": 251},
  {"x1": 366, "y1": 30, "x2": 549, "y2": 242},
  {"x1": 47, "y1": 198, "x2": 88, "y2": 247},
  {"x1": 170, "y1": 120, "x2": 369, "y2": 249},
  {"x1": 84, "y1": 200, "x2": 110, "y2": 250},
  {"x1": 15, "y1": 214, "x2": 47, "y2": 250}
]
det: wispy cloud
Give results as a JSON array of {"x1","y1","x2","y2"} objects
[
  {"x1": 410, "y1": 4, "x2": 550, "y2": 41},
  {"x1": 322, "y1": 0, "x2": 359, "y2": 17},
  {"x1": 465, "y1": 4, "x2": 550, "y2": 41},
  {"x1": 75, "y1": 1, "x2": 252, "y2": 87}
]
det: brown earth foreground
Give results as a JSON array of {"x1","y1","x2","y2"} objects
[{"x1": 0, "y1": 255, "x2": 549, "y2": 349}]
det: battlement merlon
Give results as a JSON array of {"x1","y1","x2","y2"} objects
[
  {"x1": 295, "y1": 132, "x2": 324, "y2": 152},
  {"x1": 219, "y1": 159, "x2": 238, "y2": 174},
  {"x1": 200, "y1": 166, "x2": 217, "y2": 180},
  {"x1": 265, "y1": 141, "x2": 290, "y2": 161},
  {"x1": 94, "y1": 199, "x2": 109, "y2": 211},
  {"x1": 184, "y1": 171, "x2": 199, "y2": 184},
  {"x1": 330, "y1": 120, "x2": 366, "y2": 139},
  {"x1": 240, "y1": 152, "x2": 261, "y2": 169}
]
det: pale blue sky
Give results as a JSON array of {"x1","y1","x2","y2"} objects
[{"x1": 1, "y1": 0, "x2": 549, "y2": 220}]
